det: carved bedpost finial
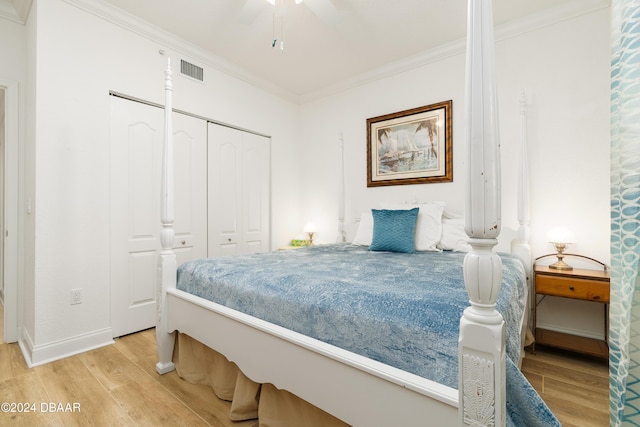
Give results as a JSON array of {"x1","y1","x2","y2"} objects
[{"x1": 460, "y1": 0, "x2": 506, "y2": 425}]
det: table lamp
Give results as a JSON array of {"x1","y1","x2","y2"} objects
[
  {"x1": 547, "y1": 226, "x2": 576, "y2": 270},
  {"x1": 304, "y1": 223, "x2": 316, "y2": 245}
]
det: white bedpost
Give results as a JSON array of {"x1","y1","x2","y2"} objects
[
  {"x1": 513, "y1": 92, "x2": 532, "y2": 362},
  {"x1": 512, "y1": 92, "x2": 531, "y2": 268},
  {"x1": 337, "y1": 131, "x2": 347, "y2": 243},
  {"x1": 459, "y1": 0, "x2": 506, "y2": 425},
  {"x1": 156, "y1": 58, "x2": 177, "y2": 375}
]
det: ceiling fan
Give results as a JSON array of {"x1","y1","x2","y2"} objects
[
  {"x1": 237, "y1": 0, "x2": 345, "y2": 52},
  {"x1": 239, "y1": 0, "x2": 344, "y2": 27}
]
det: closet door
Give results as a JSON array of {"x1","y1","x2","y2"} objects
[
  {"x1": 208, "y1": 123, "x2": 270, "y2": 257},
  {"x1": 110, "y1": 97, "x2": 206, "y2": 338},
  {"x1": 242, "y1": 132, "x2": 270, "y2": 254}
]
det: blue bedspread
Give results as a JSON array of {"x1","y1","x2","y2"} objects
[{"x1": 177, "y1": 244, "x2": 559, "y2": 426}]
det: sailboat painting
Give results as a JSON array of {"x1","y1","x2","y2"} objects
[{"x1": 367, "y1": 101, "x2": 452, "y2": 187}]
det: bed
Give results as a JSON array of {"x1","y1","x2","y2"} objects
[
  {"x1": 176, "y1": 244, "x2": 526, "y2": 390},
  {"x1": 155, "y1": 1, "x2": 559, "y2": 426}
]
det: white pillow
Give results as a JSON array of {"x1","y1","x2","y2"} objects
[
  {"x1": 380, "y1": 202, "x2": 444, "y2": 251},
  {"x1": 443, "y1": 208, "x2": 463, "y2": 219},
  {"x1": 351, "y1": 211, "x2": 374, "y2": 246},
  {"x1": 438, "y1": 218, "x2": 471, "y2": 252}
]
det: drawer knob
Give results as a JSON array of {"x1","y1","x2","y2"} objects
[{"x1": 569, "y1": 286, "x2": 575, "y2": 291}]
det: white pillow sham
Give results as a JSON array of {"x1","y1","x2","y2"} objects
[
  {"x1": 352, "y1": 211, "x2": 374, "y2": 246},
  {"x1": 437, "y1": 218, "x2": 471, "y2": 252},
  {"x1": 351, "y1": 202, "x2": 474, "y2": 252}
]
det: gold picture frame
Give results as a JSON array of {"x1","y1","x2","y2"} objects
[{"x1": 367, "y1": 100, "x2": 452, "y2": 187}]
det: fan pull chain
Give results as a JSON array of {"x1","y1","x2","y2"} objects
[
  {"x1": 272, "y1": 10, "x2": 277, "y2": 47},
  {"x1": 271, "y1": 0, "x2": 286, "y2": 53},
  {"x1": 280, "y1": 15, "x2": 284, "y2": 52}
]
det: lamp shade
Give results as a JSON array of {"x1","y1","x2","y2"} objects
[
  {"x1": 304, "y1": 223, "x2": 317, "y2": 233},
  {"x1": 547, "y1": 226, "x2": 576, "y2": 244}
]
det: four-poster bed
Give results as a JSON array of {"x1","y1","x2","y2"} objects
[{"x1": 154, "y1": 1, "x2": 558, "y2": 426}]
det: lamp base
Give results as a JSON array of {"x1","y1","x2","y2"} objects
[
  {"x1": 549, "y1": 242, "x2": 573, "y2": 270},
  {"x1": 549, "y1": 260, "x2": 573, "y2": 270}
]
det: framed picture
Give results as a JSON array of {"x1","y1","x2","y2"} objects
[{"x1": 367, "y1": 100, "x2": 452, "y2": 187}]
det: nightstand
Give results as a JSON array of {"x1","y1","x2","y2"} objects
[
  {"x1": 532, "y1": 263, "x2": 610, "y2": 358},
  {"x1": 278, "y1": 245, "x2": 308, "y2": 251}
]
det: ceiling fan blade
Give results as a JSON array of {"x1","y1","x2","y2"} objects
[
  {"x1": 237, "y1": 0, "x2": 271, "y2": 24},
  {"x1": 303, "y1": 0, "x2": 344, "y2": 26}
]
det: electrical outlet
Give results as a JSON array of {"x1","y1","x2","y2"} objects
[{"x1": 70, "y1": 288, "x2": 82, "y2": 305}]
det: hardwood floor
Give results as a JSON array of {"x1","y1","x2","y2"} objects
[
  {"x1": 521, "y1": 345, "x2": 609, "y2": 426},
  {"x1": 0, "y1": 304, "x2": 256, "y2": 426},
  {"x1": 0, "y1": 302, "x2": 609, "y2": 426}
]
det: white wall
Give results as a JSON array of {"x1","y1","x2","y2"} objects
[
  {"x1": 298, "y1": 9, "x2": 611, "y2": 339},
  {"x1": 23, "y1": 0, "x2": 301, "y2": 364}
]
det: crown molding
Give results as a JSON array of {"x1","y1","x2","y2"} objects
[
  {"x1": 62, "y1": 0, "x2": 609, "y2": 106},
  {"x1": 62, "y1": 0, "x2": 300, "y2": 103},
  {"x1": 13, "y1": 0, "x2": 32, "y2": 22},
  {"x1": 0, "y1": 0, "x2": 31, "y2": 24},
  {"x1": 300, "y1": 0, "x2": 610, "y2": 103}
]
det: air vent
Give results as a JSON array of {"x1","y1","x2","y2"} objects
[{"x1": 180, "y1": 59, "x2": 204, "y2": 82}]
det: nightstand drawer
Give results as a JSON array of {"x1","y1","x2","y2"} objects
[{"x1": 536, "y1": 274, "x2": 609, "y2": 302}]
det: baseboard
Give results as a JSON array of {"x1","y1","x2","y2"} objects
[
  {"x1": 19, "y1": 326, "x2": 115, "y2": 367},
  {"x1": 535, "y1": 328, "x2": 608, "y2": 359},
  {"x1": 535, "y1": 322, "x2": 604, "y2": 341}
]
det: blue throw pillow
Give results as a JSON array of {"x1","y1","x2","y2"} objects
[{"x1": 369, "y1": 208, "x2": 419, "y2": 253}]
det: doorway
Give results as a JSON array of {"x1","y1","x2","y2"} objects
[
  {"x1": 0, "y1": 86, "x2": 4, "y2": 343},
  {"x1": 1, "y1": 80, "x2": 19, "y2": 343}
]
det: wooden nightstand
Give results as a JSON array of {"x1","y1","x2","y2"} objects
[
  {"x1": 278, "y1": 245, "x2": 308, "y2": 251},
  {"x1": 533, "y1": 263, "x2": 610, "y2": 358}
]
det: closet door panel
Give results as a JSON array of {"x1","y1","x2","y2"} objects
[
  {"x1": 208, "y1": 123, "x2": 270, "y2": 257},
  {"x1": 208, "y1": 123, "x2": 243, "y2": 257},
  {"x1": 111, "y1": 97, "x2": 206, "y2": 337},
  {"x1": 110, "y1": 97, "x2": 162, "y2": 338},
  {"x1": 243, "y1": 133, "x2": 270, "y2": 254},
  {"x1": 173, "y1": 112, "x2": 208, "y2": 263}
]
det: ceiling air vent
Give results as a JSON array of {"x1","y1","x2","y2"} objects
[{"x1": 180, "y1": 59, "x2": 204, "y2": 83}]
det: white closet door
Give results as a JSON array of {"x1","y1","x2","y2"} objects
[
  {"x1": 172, "y1": 113, "x2": 208, "y2": 265},
  {"x1": 242, "y1": 132, "x2": 270, "y2": 254},
  {"x1": 208, "y1": 124, "x2": 242, "y2": 256},
  {"x1": 208, "y1": 123, "x2": 270, "y2": 257},
  {"x1": 110, "y1": 97, "x2": 206, "y2": 338}
]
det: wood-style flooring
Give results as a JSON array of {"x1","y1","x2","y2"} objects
[
  {"x1": 0, "y1": 303, "x2": 609, "y2": 426},
  {"x1": 521, "y1": 345, "x2": 609, "y2": 426},
  {"x1": 0, "y1": 304, "x2": 255, "y2": 427}
]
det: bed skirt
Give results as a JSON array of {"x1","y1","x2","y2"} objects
[{"x1": 173, "y1": 332, "x2": 350, "y2": 427}]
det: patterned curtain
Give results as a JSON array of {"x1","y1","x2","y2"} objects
[{"x1": 610, "y1": 1, "x2": 640, "y2": 425}]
